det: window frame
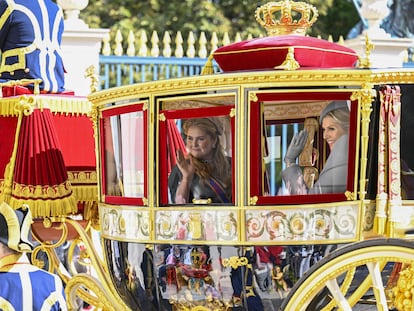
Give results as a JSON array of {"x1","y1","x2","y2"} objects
[
  {"x1": 249, "y1": 91, "x2": 358, "y2": 205},
  {"x1": 99, "y1": 102, "x2": 148, "y2": 205},
  {"x1": 159, "y1": 105, "x2": 236, "y2": 206}
]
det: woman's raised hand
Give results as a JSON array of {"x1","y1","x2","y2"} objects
[
  {"x1": 284, "y1": 129, "x2": 309, "y2": 164},
  {"x1": 176, "y1": 149, "x2": 195, "y2": 180}
]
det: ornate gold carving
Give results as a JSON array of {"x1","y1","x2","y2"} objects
[
  {"x1": 142, "y1": 197, "x2": 148, "y2": 205},
  {"x1": 358, "y1": 34, "x2": 374, "y2": 69},
  {"x1": 222, "y1": 256, "x2": 248, "y2": 269},
  {"x1": 188, "y1": 212, "x2": 203, "y2": 239},
  {"x1": 143, "y1": 102, "x2": 148, "y2": 111},
  {"x1": 249, "y1": 92, "x2": 258, "y2": 103},
  {"x1": 230, "y1": 107, "x2": 236, "y2": 118},
  {"x1": 389, "y1": 264, "x2": 414, "y2": 311},
  {"x1": 192, "y1": 198, "x2": 212, "y2": 204},
  {"x1": 299, "y1": 118, "x2": 318, "y2": 166},
  {"x1": 85, "y1": 65, "x2": 99, "y2": 93},
  {"x1": 249, "y1": 196, "x2": 258, "y2": 205},
  {"x1": 274, "y1": 47, "x2": 300, "y2": 70},
  {"x1": 263, "y1": 100, "x2": 327, "y2": 121},
  {"x1": 89, "y1": 69, "x2": 414, "y2": 108},
  {"x1": 345, "y1": 191, "x2": 356, "y2": 201},
  {"x1": 255, "y1": 0, "x2": 318, "y2": 36},
  {"x1": 299, "y1": 117, "x2": 319, "y2": 189},
  {"x1": 351, "y1": 85, "x2": 375, "y2": 201}
]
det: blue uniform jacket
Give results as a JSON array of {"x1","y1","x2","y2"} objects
[
  {"x1": 0, "y1": 0, "x2": 65, "y2": 93},
  {"x1": 0, "y1": 253, "x2": 67, "y2": 311}
]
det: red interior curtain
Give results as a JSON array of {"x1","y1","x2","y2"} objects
[{"x1": 166, "y1": 119, "x2": 187, "y2": 174}]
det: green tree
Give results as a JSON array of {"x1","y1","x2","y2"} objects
[{"x1": 81, "y1": 0, "x2": 361, "y2": 45}]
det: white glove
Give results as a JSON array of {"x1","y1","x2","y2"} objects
[{"x1": 284, "y1": 129, "x2": 308, "y2": 164}]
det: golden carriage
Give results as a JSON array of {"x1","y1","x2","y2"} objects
[
  {"x1": 2, "y1": 1, "x2": 414, "y2": 310},
  {"x1": 86, "y1": 61, "x2": 414, "y2": 311}
]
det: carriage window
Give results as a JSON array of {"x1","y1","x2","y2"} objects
[
  {"x1": 251, "y1": 94, "x2": 355, "y2": 203},
  {"x1": 159, "y1": 105, "x2": 235, "y2": 206},
  {"x1": 167, "y1": 116, "x2": 232, "y2": 204},
  {"x1": 101, "y1": 106, "x2": 146, "y2": 202}
]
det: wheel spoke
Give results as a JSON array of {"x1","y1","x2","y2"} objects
[
  {"x1": 279, "y1": 239, "x2": 414, "y2": 311},
  {"x1": 366, "y1": 261, "x2": 389, "y2": 311},
  {"x1": 326, "y1": 278, "x2": 353, "y2": 311}
]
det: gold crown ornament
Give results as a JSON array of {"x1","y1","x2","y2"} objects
[{"x1": 255, "y1": 0, "x2": 319, "y2": 36}]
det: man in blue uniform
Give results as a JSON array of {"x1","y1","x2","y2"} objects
[
  {"x1": 0, "y1": 0, "x2": 66, "y2": 93},
  {"x1": 0, "y1": 202, "x2": 67, "y2": 310}
]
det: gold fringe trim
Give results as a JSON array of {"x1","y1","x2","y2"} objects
[
  {"x1": 10, "y1": 180, "x2": 73, "y2": 200},
  {"x1": 0, "y1": 179, "x2": 78, "y2": 217},
  {"x1": 67, "y1": 171, "x2": 98, "y2": 202},
  {"x1": 0, "y1": 95, "x2": 92, "y2": 117},
  {"x1": 72, "y1": 185, "x2": 98, "y2": 203},
  {"x1": 8, "y1": 195, "x2": 78, "y2": 218},
  {"x1": 201, "y1": 54, "x2": 215, "y2": 75}
]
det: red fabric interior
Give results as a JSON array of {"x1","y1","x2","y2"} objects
[
  {"x1": 1, "y1": 86, "x2": 75, "y2": 97},
  {"x1": 213, "y1": 35, "x2": 359, "y2": 72},
  {"x1": 0, "y1": 117, "x2": 17, "y2": 177},
  {"x1": 53, "y1": 114, "x2": 95, "y2": 168}
]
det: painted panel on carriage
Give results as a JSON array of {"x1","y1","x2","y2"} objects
[
  {"x1": 100, "y1": 204, "x2": 150, "y2": 240},
  {"x1": 245, "y1": 202, "x2": 360, "y2": 243},
  {"x1": 155, "y1": 209, "x2": 239, "y2": 241}
]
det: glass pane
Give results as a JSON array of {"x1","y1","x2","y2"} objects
[
  {"x1": 105, "y1": 241, "x2": 334, "y2": 310},
  {"x1": 263, "y1": 100, "x2": 350, "y2": 196},
  {"x1": 264, "y1": 122, "x2": 304, "y2": 196},
  {"x1": 167, "y1": 116, "x2": 233, "y2": 204},
  {"x1": 103, "y1": 110, "x2": 145, "y2": 197}
]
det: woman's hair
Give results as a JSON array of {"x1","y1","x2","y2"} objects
[
  {"x1": 323, "y1": 107, "x2": 350, "y2": 133},
  {"x1": 182, "y1": 117, "x2": 231, "y2": 188}
]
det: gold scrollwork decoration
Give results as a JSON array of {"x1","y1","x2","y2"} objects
[
  {"x1": 249, "y1": 196, "x2": 258, "y2": 205},
  {"x1": 222, "y1": 256, "x2": 248, "y2": 269},
  {"x1": 249, "y1": 92, "x2": 258, "y2": 103},
  {"x1": 230, "y1": 107, "x2": 236, "y2": 118},
  {"x1": 345, "y1": 191, "x2": 356, "y2": 201},
  {"x1": 351, "y1": 86, "x2": 375, "y2": 201},
  {"x1": 85, "y1": 65, "x2": 99, "y2": 93}
]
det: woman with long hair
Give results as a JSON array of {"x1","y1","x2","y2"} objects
[{"x1": 168, "y1": 117, "x2": 232, "y2": 204}]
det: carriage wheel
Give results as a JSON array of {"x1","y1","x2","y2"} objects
[{"x1": 279, "y1": 238, "x2": 414, "y2": 311}]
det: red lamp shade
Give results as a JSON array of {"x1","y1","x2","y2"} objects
[{"x1": 7, "y1": 108, "x2": 77, "y2": 218}]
